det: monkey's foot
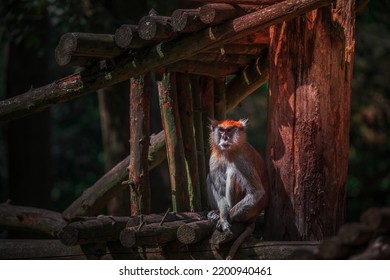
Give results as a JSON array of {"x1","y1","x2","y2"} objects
[{"x1": 207, "y1": 210, "x2": 220, "y2": 224}]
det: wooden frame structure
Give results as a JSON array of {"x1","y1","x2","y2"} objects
[{"x1": 2, "y1": 0, "x2": 386, "y2": 260}]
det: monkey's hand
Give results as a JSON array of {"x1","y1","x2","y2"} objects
[{"x1": 207, "y1": 210, "x2": 220, "y2": 224}]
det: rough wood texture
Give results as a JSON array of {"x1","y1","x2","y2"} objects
[
  {"x1": 204, "y1": 44, "x2": 265, "y2": 55},
  {"x1": 199, "y1": 3, "x2": 237, "y2": 25},
  {"x1": 120, "y1": 220, "x2": 190, "y2": 247},
  {"x1": 62, "y1": 131, "x2": 166, "y2": 219},
  {"x1": 0, "y1": 0, "x2": 329, "y2": 123},
  {"x1": 58, "y1": 216, "x2": 130, "y2": 246},
  {"x1": 266, "y1": 0, "x2": 354, "y2": 240},
  {"x1": 171, "y1": 9, "x2": 204, "y2": 33},
  {"x1": 201, "y1": 76, "x2": 215, "y2": 172},
  {"x1": 138, "y1": 15, "x2": 174, "y2": 41},
  {"x1": 126, "y1": 211, "x2": 207, "y2": 227},
  {"x1": 226, "y1": 55, "x2": 268, "y2": 110},
  {"x1": 177, "y1": 73, "x2": 202, "y2": 211},
  {"x1": 0, "y1": 204, "x2": 66, "y2": 237},
  {"x1": 129, "y1": 74, "x2": 152, "y2": 215},
  {"x1": 177, "y1": 220, "x2": 214, "y2": 244},
  {"x1": 0, "y1": 239, "x2": 318, "y2": 260},
  {"x1": 55, "y1": 33, "x2": 123, "y2": 66},
  {"x1": 114, "y1": 24, "x2": 151, "y2": 49},
  {"x1": 189, "y1": 53, "x2": 254, "y2": 65},
  {"x1": 158, "y1": 73, "x2": 190, "y2": 212}
]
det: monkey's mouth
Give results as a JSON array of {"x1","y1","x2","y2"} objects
[{"x1": 219, "y1": 142, "x2": 231, "y2": 149}]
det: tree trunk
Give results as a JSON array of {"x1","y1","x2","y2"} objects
[{"x1": 265, "y1": 0, "x2": 355, "y2": 240}]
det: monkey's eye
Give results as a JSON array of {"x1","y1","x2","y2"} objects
[{"x1": 225, "y1": 127, "x2": 233, "y2": 133}]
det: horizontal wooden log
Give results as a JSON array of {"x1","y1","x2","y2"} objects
[
  {"x1": 120, "y1": 220, "x2": 191, "y2": 247},
  {"x1": 55, "y1": 33, "x2": 124, "y2": 66},
  {"x1": 200, "y1": 3, "x2": 238, "y2": 25},
  {"x1": 114, "y1": 24, "x2": 152, "y2": 49},
  {"x1": 361, "y1": 207, "x2": 390, "y2": 232},
  {"x1": 126, "y1": 211, "x2": 207, "y2": 227},
  {"x1": 62, "y1": 131, "x2": 166, "y2": 219},
  {"x1": 171, "y1": 9, "x2": 204, "y2": 33},
  {"x1": 165, "y1": 60, "x2": 242, "y2": 77},
  {"x1": 0, "y1": 203, "x2": 66, "y2": 237},
  {"x1": 177, "y1": 220, "x2": 214, "y2": 244},
  {"x1": 58, "y1": 216, "x2": 130, "y2": 246},
  {"x1": 0, "y1": 239, "x2": 319, "y2": 260},
  {"x1": 138, "y1": 15, "x2": 175, "y2": 40}
]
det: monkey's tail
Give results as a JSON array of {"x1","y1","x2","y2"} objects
[{"x1": 226, "y1": 222, "x2": 255, "y2": 260}]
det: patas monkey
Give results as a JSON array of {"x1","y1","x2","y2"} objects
[{"x1": 207, "y1": 118, "x2": 268, "y2": 241}]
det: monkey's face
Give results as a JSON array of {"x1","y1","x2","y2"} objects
[
  {"x1": 210, "y1": 119, "x2": 248, "y2": 152},
  {"x1": 213, "y1": 125, "x2": 244, "y2": 151}
]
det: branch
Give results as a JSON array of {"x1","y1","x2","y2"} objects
[
  {"x1": 62, "y1": 131, "x2": 166, "y2": 219},
  {"x1": 0, "y1": 204, "x2": 66, "y2": 237}
]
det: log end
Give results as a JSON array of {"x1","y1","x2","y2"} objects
[
  {"x1": 138, "y1": 16, "x2": 157, "y2": 40},
  {"x1": 114, "y1": 24, "x2": 135, "y2": 49},
  {"x1": 119, "y1": 228, "x2": 137, "y2": 248},
  {"x1": 58, "y1": 228, "x2": 79, "y2": 246}
]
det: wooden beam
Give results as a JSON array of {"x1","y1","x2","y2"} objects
[
  {"x1": 138, "y1": 15, "x2": 175, "y2": 41},
  {"x1": 0, "y1": 0, "x2": 331, "y2": 123},
  {"x1": 129, "y1": 74, "x2": 152, "y2": 215},
  {"x1": 55, "y1": 33, "x2": 124, "y2": 66},
  {"x1": 0, "y1": 204, "x2": 66, "y2": 237},
  {"x1": 171, "y1": 9, "x2": 204, "y2": 33},
  {"x1": 114, "y1": 24, "x2": 152, "y2": 49},
  {"x1": 177, "y1": 73, "x2": 202, "y2": 211},
  {"x1": 158, "y1": 73, "x2": 190, "y2": 212},
  {"x1": 265, "y1": 0, "x2": 355, "y2": 240},
  {"x1": 58, "y1": 216, "x2": 130, "y2": 246}
]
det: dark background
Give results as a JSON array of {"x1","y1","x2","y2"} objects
[{"x1": 0, "y1": 0, "x2": 388, "y2": 223}]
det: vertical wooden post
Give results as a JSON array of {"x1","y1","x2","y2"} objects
[
  {"x1": 214, "y1": 77, "x2": 227, "y2": 121},
  {"x1": 200, "y1": 76, "x2": 215, "y2": 175},
  {"x1": 266, "y1": 1, "x2": 355, "y2": 240},
  {"x1": 191, "y1": 75, "x2": 209, "y2": 210},
  {"x1": 158, "y1": 72, "x2": 190, "y2": 212},
  {"x1": 129, "y1": 74, "x2": 152, "y2": 216},
  {"x1": 177, "y1": 72, "x2": 202, "y2": 211}
]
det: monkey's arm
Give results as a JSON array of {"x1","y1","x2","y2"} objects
[{"x1": 229, "y1": 173, "x2": 267, "y2": 223}]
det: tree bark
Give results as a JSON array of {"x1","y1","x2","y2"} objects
[
  {"x1": 158, "y1": 73, "x2": 190, "y2": 212},
  {"x1": 129, "y1": 74, "x2": 152, "y2": 215},
  {"x1": 266, "y1": 0, "x2": 355, "y2": 240}
]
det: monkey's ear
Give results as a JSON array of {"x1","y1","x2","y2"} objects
[
  {"x1": 239, "y1": 118, "x2": 249, "y2": 130},
  {"x1": 209, "y1": 118, "x2": 218, "y2": 130}
]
